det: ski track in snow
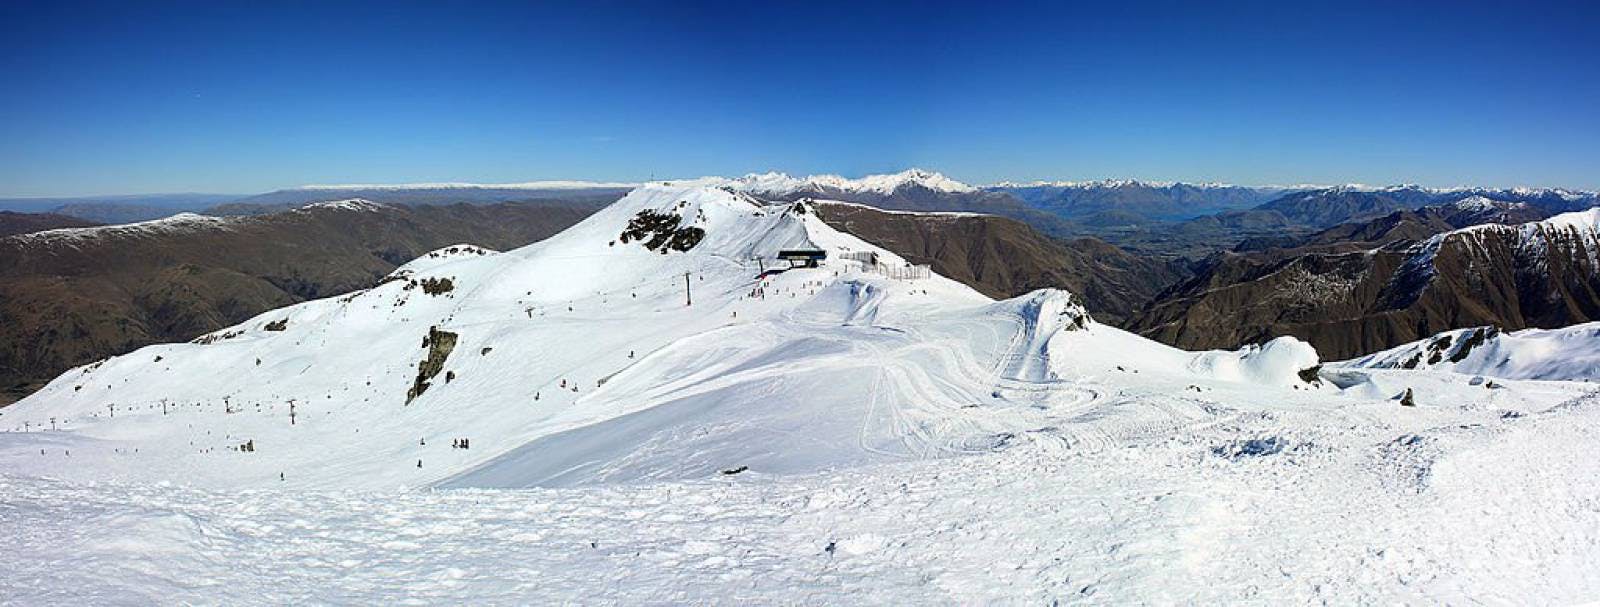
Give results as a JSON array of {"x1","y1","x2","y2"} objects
[{"x1": 4, "y1": 183, "x2": 1600, "y2": 603}]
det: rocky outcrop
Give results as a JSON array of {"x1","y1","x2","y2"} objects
[{"x1": 406, "y1": 326, "x2": 459, "y2": 404}]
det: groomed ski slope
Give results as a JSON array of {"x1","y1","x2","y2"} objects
[{"x1": 3, "y1": 183, "x2": 1599, "y2": 603}]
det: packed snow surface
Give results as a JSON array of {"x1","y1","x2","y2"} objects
[{"x1": 4, "y1": 184, "x2": 1600, "y2": 603}]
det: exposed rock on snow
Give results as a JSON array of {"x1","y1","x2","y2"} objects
[
  {"x1": 407, "y1": 326, "x2": 459, "y2": 404},
  {"x1": 618, "y1": 208, "x2": 706, "y2": 252}
]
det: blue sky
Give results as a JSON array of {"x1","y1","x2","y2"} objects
[{"x1": 2, "y1": 0, "x2": 1597, "y2": 196}]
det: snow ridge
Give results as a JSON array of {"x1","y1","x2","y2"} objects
[
  {"x1": 2, "y1": 212, "x2": 232, "y2": 244},
  {"x1": 295, "y1": 198, "x2": 390, "y2": 212}
]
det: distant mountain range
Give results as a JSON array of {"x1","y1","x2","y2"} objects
[
  {"x1": 0, "y1": 193, "x2": 243, "y2": 223},
  {"x1": 5, "y1": 172, "x2": 1594, "y2": 248},
  {"x1": 1235, "y1": 196, "x2": 1549, "y2": 253},
  {"x1": 1251, "y1": 185, "x2": 1598, "y2": 229},
  {"x1": 212, "y1": 181, "x2": 637, "y2": 215},
  {"x1": 1132, "y1": 209, "x2": 1600, "y2": 359},
  {"x1": 988, "y1": 180, "x2": 1289, "y2": 222}
]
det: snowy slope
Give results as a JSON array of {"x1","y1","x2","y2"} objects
[
  {"x1": 3, "y1": 182, "x2": 1327, "y2": 491},
  {"x1": 4, "y1": 182, "x2": 1600, "y2": 602},
  {"x1": 1337, "y1": 322, "x2": 1600, "y2": 381}
]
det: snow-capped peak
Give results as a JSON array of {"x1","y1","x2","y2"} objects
[
  {"x1": 724, "y1": 169, "x2": 975, "y2": 196},
  {"x1": 1447, "y1": 195, "x2": 1517, "y2": 212},
  {"x1": 296, "y1": 198, "x2": 389, "y2": 212},
  {"x1": 848, "y1": 168, "x2": 975, "y2": 194}
]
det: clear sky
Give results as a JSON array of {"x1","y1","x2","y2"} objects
[{"x1": 2, "y1": 0, "x2": 1597, "y2": 196}]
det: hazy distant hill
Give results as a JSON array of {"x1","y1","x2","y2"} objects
[
  {"x1": 991, "y1": 180, "x2": 1288, "y2": 222},
  {"x1": 218, "y1": 182, "x2": 637, "y2": 212},
  {"x1": 0, "y1": 211, "x2": 101, "y2": 237},
  {"x1": 0, "y1": 193, "x2": 242, "y2": 222}
]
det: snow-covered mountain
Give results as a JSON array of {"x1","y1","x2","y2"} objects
[
  {"x1": 1, "y1": 182, "x2": 1329, "y2": 490},
  {"x1": 1336, "y1": 322, "x2": 1600, "y2": 381},
  {"x1": 6, "y1": 182, "x2": 1600, "y2": 602},
  {"x1": 1391, "y1": 207, "x2": 1600, "y2": 302},
  {"x1": 1255, "y1": 185, "x2": 1599, "y2": 228},
  {"x1": 1134, "y1": 208, "x2": 1600, "y2": 360}
]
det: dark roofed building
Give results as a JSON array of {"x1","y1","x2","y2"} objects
[{"x1": 777, "y1": 248, "x2": 826, "y2": 268}]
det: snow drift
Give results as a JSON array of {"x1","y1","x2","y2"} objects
[{"x1": 1189, "y1": 336, "x2": 1321, "y2": 386}]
